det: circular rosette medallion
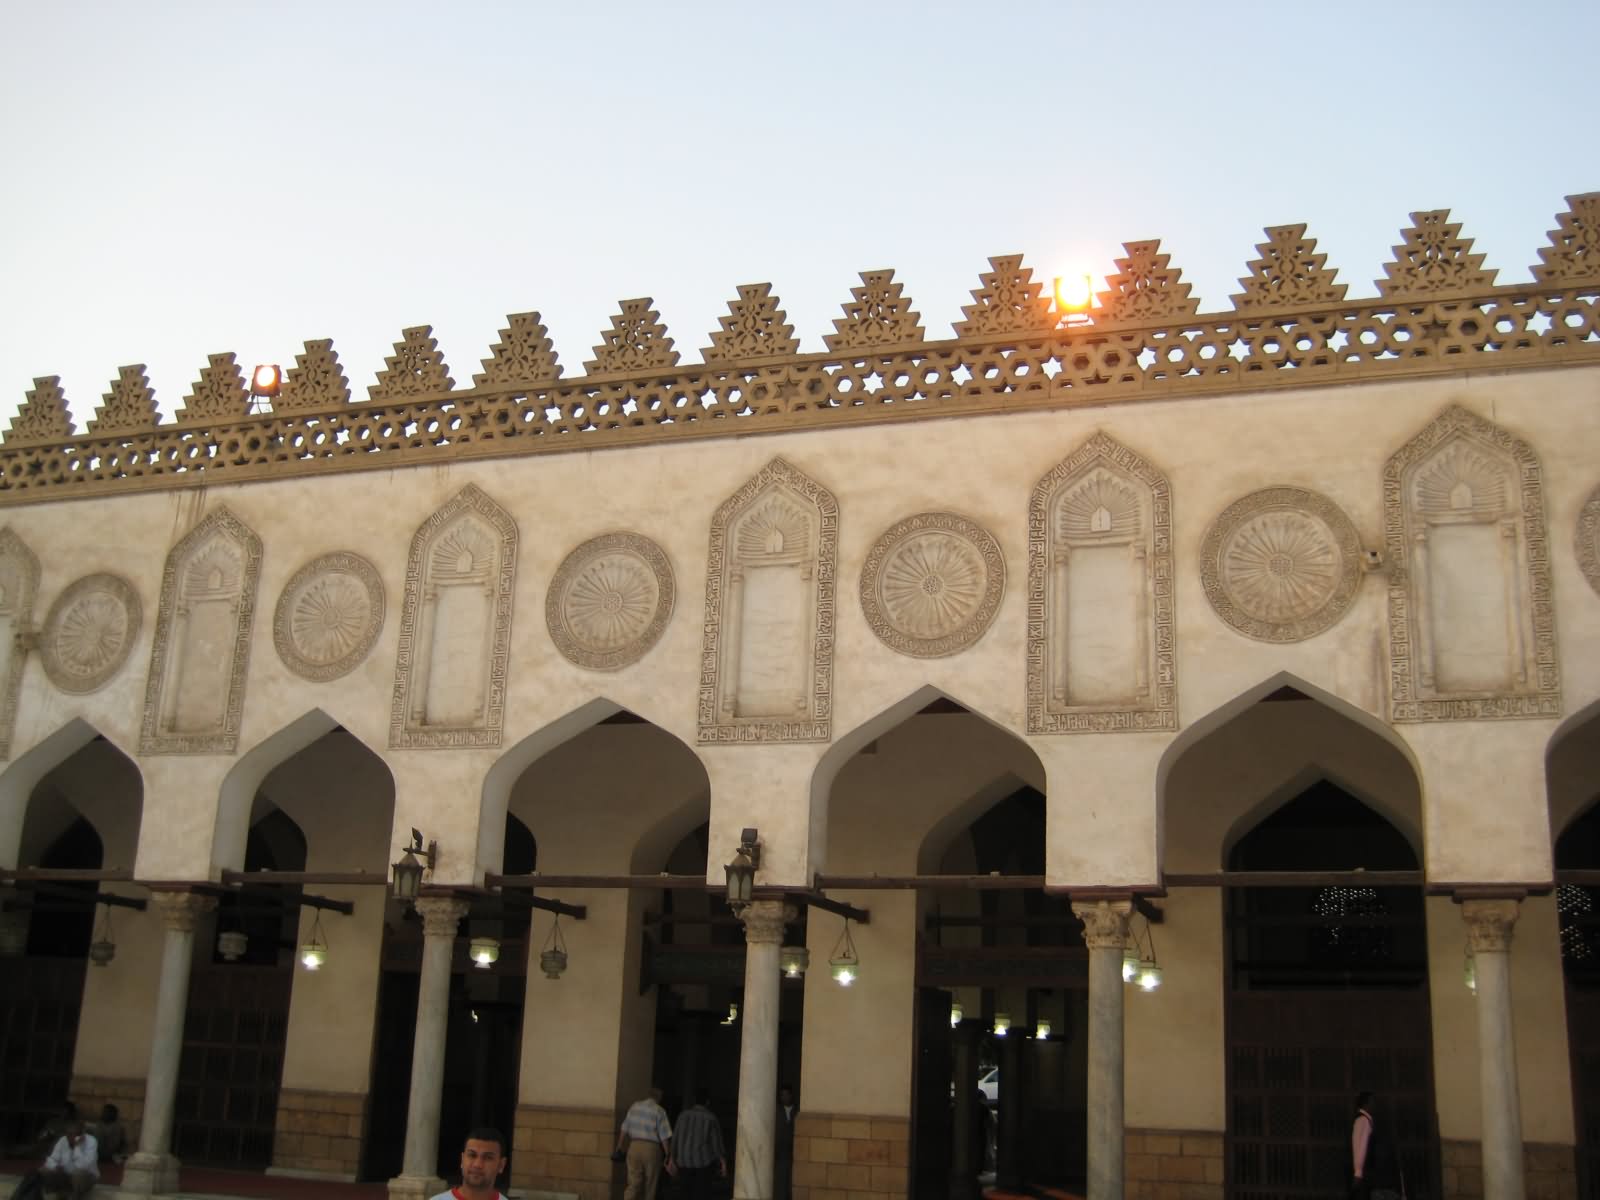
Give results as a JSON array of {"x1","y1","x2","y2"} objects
[
  {"x1": 273, "y1": 552, "x2": 385, "y2": 681},
  {"x1": 1578, "y1": 482, "x2": 1600, "y2": 599},
  {"x1": 546, "y1": 531, "x2": 675, "y2": 670},
  {"x1": 40, "y1": 573, "x2": 142, "y2": 693},
  {"x1": 860, "y1": 511, "x2": 1005, "y2": 658},
  {"x1": 1201, "y1": 486, "x2": 1363, "y2": 642}
]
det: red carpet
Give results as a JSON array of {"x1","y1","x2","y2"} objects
[{"x1": 1, "y1": 1160, "x2": 387, "y2": 1200}]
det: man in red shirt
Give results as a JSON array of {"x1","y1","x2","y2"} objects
[{"x1": 430, "y1": 1129, "x2": 510, "y2": 1200}]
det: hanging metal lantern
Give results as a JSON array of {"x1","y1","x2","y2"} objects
[{"x1": 539, "y1": 915, "x2": 569, "y2": 979}]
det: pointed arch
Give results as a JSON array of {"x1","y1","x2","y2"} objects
[
  {"x1": 1025, "y1": 431, "x2": 1175, "y2": 734},
  {"x1": 217, "y1": 708, "x2": 394, "y2": 874},
  {"x1": 0, "y1": 527, "x2": 41, "y2": 758},
  {"x1": 390, "y1": 483, "x2": 519, "y2": 749},
  {"x1": 1383, "y1": 404, "x2": 1558, "y2": 722},
  {"x1": 1548, "y1": 694, "x2": 1600, "y2": 839},
  {"x1": 699, "y1": 456, "x2": 837, "y2": 744},
  {"x1": 0, "y1": 718, "x2": 141, "y2": 869},
  {"x1": 140, "y1": 505, "x2": 263, "y2": 754}
]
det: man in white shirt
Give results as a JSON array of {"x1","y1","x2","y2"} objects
[
  {"x1": 428, "y1": 1128, "x2": 510, "y2": 1200},
  {"x1": 41, "y1": 1121, "x2": 98, "y2": 1200}
]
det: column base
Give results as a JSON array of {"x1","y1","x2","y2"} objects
[
  {"x1": 120, "y1": 1152, "x2": 181, "y2": 1196},
  {"x1": 388, "y1": 1173, "x2": 448, "y2": 1200}
]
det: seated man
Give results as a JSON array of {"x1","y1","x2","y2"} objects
[
  {"x1": 91, "y1": 1105, "x2": 126, "y2": 1165},
  {"x1": 40, "y1": 1121, "x2": 98, "y2": 1200}
]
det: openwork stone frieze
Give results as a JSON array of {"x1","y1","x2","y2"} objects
[
  {"x1": 1384, "y1": 405, "x2": 1559, "y2": 722},
  {"x1": 141, "y1": 507, "x2": 263, "y2": 755},
  {"x1": 1200, "y1": 487, "x2": 1363, "y2": 642},
  {"x1": 860, "y1": 511, "x2": 1004, "y2": 658},
  {"x1": 391, "y1": 485, "x2": 518, "y2": 749},
  {"x1": 546, "y1": 531, "x2": 675, "y2": 671},
  {"x1": 273, "y1": 552, "x2": 385, "y2": 682},
  {"x1": 0, "y1": 528, "x2": 40, "y2": 759},
  {"x1": 1026, "y1": 433, "x2": 1176, "y2": 734},
  {"x1": 40, "y1": 572, "x2": 142, "y2": 694},
  {"x1": 700, "y1": 457, "x2": 836, "y2": 744},
  {"x1": 3, "y1": 196, "x2": 1594, "y2": 505},
  {"x1": 1577, "y1": 482, "x2": 1600, "y2": 599}
]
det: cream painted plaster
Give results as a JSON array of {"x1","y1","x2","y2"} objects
[
  {"x1": 1405, "y1": 722, "x2": 1556, "y2": 882},
  {"x1": 73, "y1": 887, "x2": 163, "y2": 1080},
  {"x1": 1427, "y1": 894, "x2": 1575, "y2": 1145},
  {"x1": 1124, "y1": 888, "x2": 1225, "y2": 1132},
  {"x1": 1040, "y1": 734, "x2": 1168, "y2": 885},
  {"x1": 280, "y1": 887, "x2": 386, "y2": 1093}
]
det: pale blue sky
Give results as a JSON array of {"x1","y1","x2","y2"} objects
[{"x1": 2, "y1": 0, "x2": 1595, "y2": 428}]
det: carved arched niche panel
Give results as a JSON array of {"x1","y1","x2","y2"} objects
[
  {"x1": 141, "y1": 507, "x2": 263, "y2": 754},
  {"x1": 0, "y1": 528, "x2": 41, "y2": 758},
  {"x1": 1026, "y1": 432, "x2": 1176, "y2": 733},
  {"x1": 390, "y1": 484, "x2": 518, "y2": 748},
  {"x1": 1578, "y1": 482, "x2": 1600, "y2": 599},
  {"x1": 699, "y1": 457, "x2": 836, "y2": 743},
  {"x1": 1384, "y1": 405, "x2": 1559, "y2": 721}
]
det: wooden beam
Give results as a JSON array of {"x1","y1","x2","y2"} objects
[
  {"x1": 488, "y1": 873, "x2": 709, "y2": 891},
  {"x1": 0, "y1": 867, "x2": 134, "y2": 883},
  {"x1": 1164, "y1": 871, "x2": 1425, "y2": 888},
  {"x1": 221, "y1": 870, "x2": 388, "y2": 887},
  {"x1": 813, "y1": 874, "x2": 1046, "y2": 890}
]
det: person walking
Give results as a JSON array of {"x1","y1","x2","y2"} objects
[
  {"x1": 429, "y1": 1128, "x2": 510, "y2": 1200},
  {"x1": 673, "y1": 1092, "x2": 726, "y2": 1200},
  {"x1": 1351, "y1": 1092, "x2": 1402, "y2": 1200},
  {"x1": 616, "y1": 1086, "x2": 674, "y2": 1200}
]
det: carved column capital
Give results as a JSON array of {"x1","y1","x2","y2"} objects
[
  {"x1": 414, "y1": 896, "x2": 470, "y2": 939},
  {"x1": 737, "y1": 899, "x2": 796, "y2": 945},
  {"x1": 1462, "y1": 897, "x2": 1520, "y2": 953},
  {"x1": 1072, "y1": 899, "x2": 1133, "y2": 950},
  {"x1": 150, "y1": 891, "x2": 217, "y2": 933}
]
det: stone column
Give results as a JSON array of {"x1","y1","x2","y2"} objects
[
  {"x1": 389, "y1": 896, "x2": 469, "y2": 1200},
  {"x1": 733, "y1": 900, "x2": 793, "y2": 1200},
  {"x1": 1463, "y1": 898, "x2": 1525, "y2": 1200},
  {"x1": 1073, "y1": 899, "x2": 1132, "y2": 1200},
  {"x1": 123, "y1": 891, "x2": 216, "y2": 1196}
]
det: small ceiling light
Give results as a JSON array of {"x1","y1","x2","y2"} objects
[
  {"x1": 950, "y1": 1002, "x2": 963, "y2": 1028},
  {"x1": 780, "y1": 944, "x2": 810, "y2": 978},
  {"x1": 392, "y1": 829, "x2": 437, "y2": 903},
  {"x1": 539, "y1": 914, "x2": 569, "y2": 979},
  {"x1": 1122, "y1": 944, "x2": 1140, "y2": 983},
  {"x1": 470, "y1": 936, "x2": 501, "y2": 970},
  {"x1": 1124, "y1": 913, "x2": 1164, "y2": 991},
  {"x1": 217, "y1": 930, "x2": 248, "y2": 962},
  {"x1": 1035, "y1": 1019, "x2": 1051, "y2": 1040},
  {"x1": 1464, "y1": 946, "x2": 1477, "y2": 995},
  {"x1": 829, "y1": 918, "x2": 859, "y2": 986},
  {"x1": 993, "y1": 1013, "x2": 1011, "y2": 1037},
  {"x1": 724, "y1": 827, "x2": 760, "y2": 911},
  {"x1": 299, "y1": 912, "x2": 329, "y2": 971},
  {"x1": 88, "y1": 903, "x2": 116, "y2": 967},
  {"x1": 722, "y1": 1002, "x2": 739, "y2": 1026}
]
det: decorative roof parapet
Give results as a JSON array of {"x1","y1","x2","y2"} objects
[
  {"x1": 587, "y1": 298, "x2": 679, "y2": 374},
  {"x1": 953, "y1": 255, "x2": 1056, "y2": 337},
  {"x1": 703, "y1": 284, "x2": 799, "y2": 363},
  {"x1": 1098, "y1": 240, "x2": 1199, "y2": 323},
  {"x1": 87, "y1": 365, "x2": 158, "y2": 436},
  {"x1": 474, "y1": 313, "x2": 562, "y2": 386},
  {"x1": 1376, "y1": 209, "x2": 1496, "y2": 298},
  {"x1": 4, "y1": 377, "x2": 74, "y2": 445},
  {"x1": 1231, "y1": 224, "x2": 1348, "y2": 311},
  {"x1": 370, "y1": 326, "x2": 454, "y2": 401},
  {"x1": 1532, "y1": 192, "x2": 1600, "y2": 284},
  {"x1": 277, "y1": 339, "x2": 352, "y2": 411},
  {"x1": 174, "y1": 352, "x2": 250, "y2": 425},
  {"x1": 825, "y1": 269, "x2": 925, "y2": 352}
]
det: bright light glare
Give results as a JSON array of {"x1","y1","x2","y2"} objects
[
  {"x1": 252, "y1": 364, "x2": 282, "y2": 393},
  {"x1": 1053, "y1": 273, "x2": 1094, "y2": 312}
]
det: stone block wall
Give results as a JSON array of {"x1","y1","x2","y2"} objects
[
  {"x1": 792, "y1": 1112, "x2": 909, "y2": 1200},
  {"x1": 1125, "y1": 1128, "x2": 1224, "y2": 1200},
  {"x1": 69, "y1": 1075, "x2": 145, "y2": 1149},
  {"x1": 270, "y1": 1088, "x2": 367, "y2": 1179},
  {"x1": 1440, "y1": 1140, "x2": 1577, "y2": 1200},
  {"x1": 512, "y1": 1104, "x2": 617, "y2": 1200}
]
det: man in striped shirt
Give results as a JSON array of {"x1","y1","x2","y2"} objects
[
  {"x1": 672, "y1": 1092, "x2": 727, "y2": 1200},
  {"x1": 615, "y1": 1087, "x2": 673, "y2": 1200}
]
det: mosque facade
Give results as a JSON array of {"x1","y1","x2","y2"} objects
[{"x1": 1, "y1": 198, "x2": 1598, "y2": 1200}]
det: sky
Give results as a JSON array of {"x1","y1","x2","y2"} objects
[{"x1": 1, "y1": 0, "x2": 1596, "y2": 430}]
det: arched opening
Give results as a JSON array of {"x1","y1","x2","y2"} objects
[
  {"x1": 0, "y1": 729, "x2": 142, "y2": 1155},
  {"x1": 210, "y1": 716, "x2": 395, "y2": 1178},
  {"x1": 811, "y1": 690, "x2": 1054, "y2": 1200},
  {"x1": 1163, "y1": 682, "x2": 1436, "y2": 1200},
  {"x1": 1550, "y1": 698, "x2": 1600, "y2": 1199}
]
